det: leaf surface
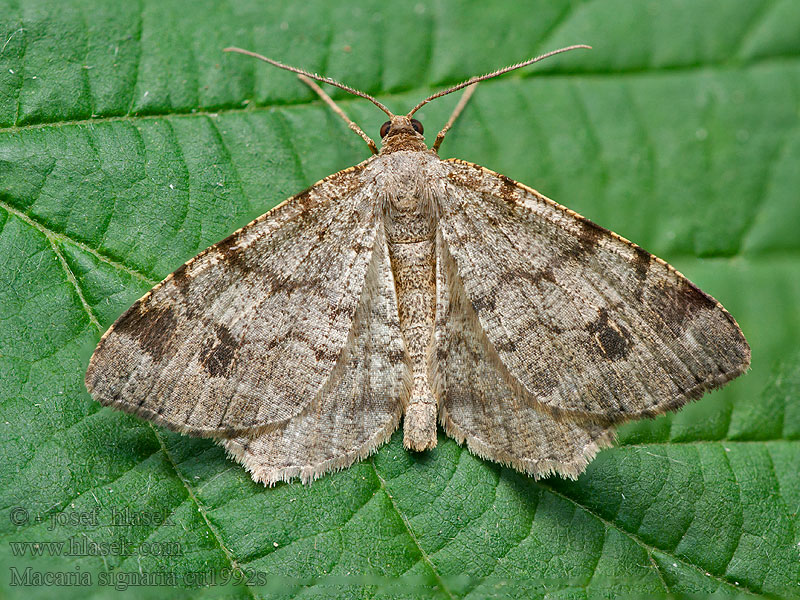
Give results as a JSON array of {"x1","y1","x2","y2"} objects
[{"x1": 1, "y1": 1, "x2": 798, "y2": 598}]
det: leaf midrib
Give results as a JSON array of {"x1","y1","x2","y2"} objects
[{"x1": 1, "y1": 53, "x2": 797, "y2": 133}]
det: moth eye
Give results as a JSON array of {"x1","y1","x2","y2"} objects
[
  {"x1": 380, "y1": 121, "x2": 391, "y2": 137},
  {"x1": 411, "y1": 119, "x2": 424, "y2": 134}
]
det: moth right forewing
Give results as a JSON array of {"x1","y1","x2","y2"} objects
[
  {"x1": 86, "y1": 162, "x2": 381, "y2": 437},
  {"x1": 437, "y1": 159, "x2": 750, "y2": 424}
]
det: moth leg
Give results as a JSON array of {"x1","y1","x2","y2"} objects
[
  {"x1": 432, "y1": 83, "x2": 478, "y2": 152},
  {"x1": 297, "y1": 74, "x2": 379, "y2": 154}
]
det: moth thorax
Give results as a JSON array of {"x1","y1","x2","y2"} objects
[{"x1": 385, "y1": 194, "x2": 437, "y2": 244}]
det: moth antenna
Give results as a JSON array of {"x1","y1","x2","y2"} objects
[
  {"x1": 407, "y1": 44, "x2": 591, "y2": 117},
  {"x1": 224, "y1": 47, "x2": 395, "y2": 118}
]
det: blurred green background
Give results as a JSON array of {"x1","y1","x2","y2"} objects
[{"x1": 1, "y1": 1, "x2": 798, "y2": 598}]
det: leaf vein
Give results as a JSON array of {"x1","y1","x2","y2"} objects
[
  {"x1": 646, "y1": 547, "x2": 672, "y2": 595},
  {"x1": 540, "y1": 483, "x2": 765, "y2": 597},
  {"x1": 719, "y1": 442, "x2": 746, "y2": 575},
  {"x1": 735, "y1": 0, "x2": 778, "y2": 59},
  {"x1": 151, "y1": 428, "x2": 257, "y2": 600},
  {"x1": 0, "y1": 198, "x2": 158, "y2": 285},
  {"x1": 370, "y1": 460, "x2": 455, "y2": 600},
  {"x1": 1, "y1": 57, "x2": 796, "y2": 134},
  {"x1": 238, "y1": 481, "x2": 380, "y2": 566},
  {"x1": 124, "y1": 2, "x2": 144, "y2": 115},
  {"x1": 0, "y1": 443, "x2": 164, "y2": 529},
  {"x1": 535, "y1": 3, "x2": 576, "y2": 53},
  {"x1": 205, "y1": 116, "x2": 252, "y2": 214},
  {"x1": 738, "y1": 116, "x2": 798, "y2": 252},
  {"x1": 271, "y1": 108, "x2": 309, "y2": 187},
  {"x1": 470, "y1": 481, "x2": 541, "y2": 592}
]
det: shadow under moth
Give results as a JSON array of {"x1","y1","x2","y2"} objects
[{"x1": 85, "y1": 46, "x2": 750, "y2": 485}]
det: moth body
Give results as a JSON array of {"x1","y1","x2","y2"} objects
[{"x1": 379, "y1": 143, "x2": 441, "y2": 451}]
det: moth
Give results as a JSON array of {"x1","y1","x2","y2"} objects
[{"x1": 85, "y1": 46, "x2": 750, "y2": 485}]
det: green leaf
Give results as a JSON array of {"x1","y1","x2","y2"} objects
[{"x1": 1, "y1": 1, "x2": 798, "y2": 598}]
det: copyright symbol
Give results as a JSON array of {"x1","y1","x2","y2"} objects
[{"x1": 9, "y1": 507, "x2": 28, "y2": 526}]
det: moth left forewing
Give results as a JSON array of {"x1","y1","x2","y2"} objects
[
  {"x1": 86, "y1": 163, "x2": 382, "y2": 437},
  {"x1": 436, "y1": 158, "x2": 750, "y2": 424},
  {"x1": 221, "y1": 228, "x2": 410, "y2": 485}
]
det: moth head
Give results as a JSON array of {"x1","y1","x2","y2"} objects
[
  {"x1": 377, "y1": 116, "x2": 426, "y2": 153},
  {"x1": 380, "y1": 117, "x2": 423, "y2": 139}
]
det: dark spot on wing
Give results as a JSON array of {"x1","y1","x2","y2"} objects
[
  {"x1": 280, "y1": 277, "x2": 317, "y2": 298},
  {"x1": 293, "y1": 189, "x2": 314, "y2": 212},
  {"x1": 573, "y1": 219, "x2": 605, "y2": 258},
  {"x1": 170, "y1": 262, "x2": 190, "y2": 291},
  {"x1": 632, "y1": 246, "x2": 651, "y2": 282},
  {"x1": 498, "y1": 174, "x2": 518, "y2": 204},
  {"x1": 114, "y1": 302, "x2": 179, "y2": 359},
  {"x1": 262, "y1": 326, "x2": 342, "y2": 365},
  {"x1": 471, "y1": 292, "x2": 497, "y2": 312},
  {"x1": 222, "y1": 246, "x2": 258, "y2": 275},
  {"x1": 212, "y1": 228, "x2": 260, "y2": 276},
  {"x1": 650, "y1": 278, "x2": 716, "y2": 334},
  {"x1": 165, "y1": 261, "x2": 203, "y2": 321},
  {"x1": 199, "y1": 324, "x2": 238, "y2": 377},
  {"x1": 499, "y1": 266, "x2": 557, "y2": 287},
  {"x1": 493, "y1": 337, "x2": 517, "y2": 352},
  {"x1": 387, "y1": 346, "x2": 407, "y2": 365},
  {"x1": 586, "y1": 309, "x2": 631, "y2": 361},
  {"x1": 630, "y1": 245, "x2": 651, "y2": 300},
  {"x1": 528, "y1": 369, "x2": 559, "y2": 396}
]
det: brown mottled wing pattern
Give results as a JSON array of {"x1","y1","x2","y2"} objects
[
  {"x1": 436, "y1": 159, "x2": 750, "y2": 425},
  {"x1": 221, "y1": 229, "x2": 410, "y2": 485},
  {"x1": 433, "y1": 234, "x2": 614, "y2": 479},
  {"x1": 86, "y1": 164, "x2": 383, "y2": 436}
]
